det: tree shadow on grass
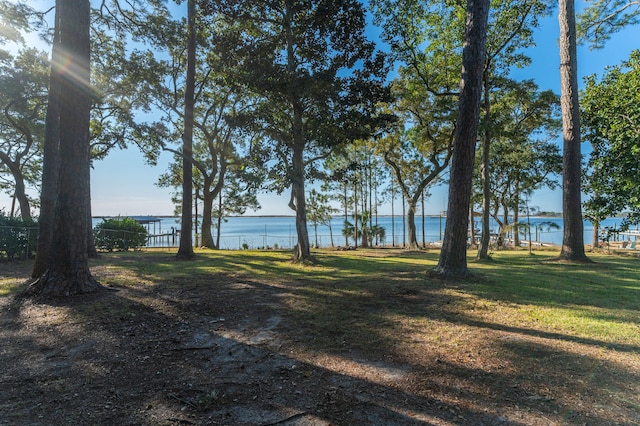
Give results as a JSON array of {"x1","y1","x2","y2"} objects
[
  {"x1": 2, "y1": 250, "x2": 639, "y2": 425},
  {"x1": 0, "y1": 285, "x2": 531, "y2": 425}
]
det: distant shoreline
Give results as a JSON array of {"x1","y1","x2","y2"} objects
[{"x1": 93, "y1": 213, "x2": 565, "y2": 219}]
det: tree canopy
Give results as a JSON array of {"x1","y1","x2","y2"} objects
[
  {"x1": 578, "y1": 0, "x2": 640, "y2": 49},
  {"x1": 0, "y1": 48, "x2": 49, "y2": 220},
  {"x1": 4, "y1": 0, "x2": 640, "y2": 270},
  {"x1": 583, "y1": 50, "x2": 640, "y2": 229},
  {"x1": 206, "y1": 0, "x2": 391, "y2": 260},
  {"x1": 472, "y1": 80, "x2": 561, "y2": 245}
]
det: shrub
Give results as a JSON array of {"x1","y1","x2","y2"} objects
[
  {"x1": 0, "y1": 213, "x2": 37, "y2": 260},
  {"x1": 94, "y1": 217, "x2": 148, "y2": 251}
]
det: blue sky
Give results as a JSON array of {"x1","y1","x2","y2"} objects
[
  {"x1": 509, "y1": 11, "x2": 638, "y2": 216},
  {"x1": 4, "y1": 1, "x2": 639, "y2": 217},
  {"x1": 91, "y1": 5, "x2": 637, "y2": 217}
]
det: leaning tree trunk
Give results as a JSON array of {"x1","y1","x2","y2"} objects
[
  {"x1": 558, "y1": 0, "x2": 589, "y2": 262},
  {"x1": 27, "y1": 0, "x2": 102, "y2": 296},
  {"x1": 432, "y1": 0, "x2": 490, "y2": 278},
  {"x1": 0, "y1": 159, "x2": 33, "y2": 222},
  {"x1": 177, "y1": 0, "x2": 196, "y2": 259}
]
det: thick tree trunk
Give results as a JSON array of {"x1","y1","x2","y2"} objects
[
  {"x1": 27, "y1": 0, "x2": 102, "y2": 296},
  {"x1": 291, "y1": 142, "x2": 311, "y2": 261},
  {"x1": 177, "y1": 0, "x2": 196, "y2": 260},
  {"x1": 406, "y1": 203, "x2": 419, "y2": 250},
  {"x1": 432, "y1": 0, "x2": 490, "y2": 278},
  {"x1": 283, "y1": 4, "x2": 311, "y2": 261},
  {"x1": 201, "y1": 188, "x2": 214, "y2": 249},
  {"x1": 558, "y1": 0, "x2": 589, "y2": 262},
  {"x1": 32, "y1": 5, "x2": 62, "y2": 278},
  {"x1": 287, "y1": 70, "x2": 311, "y2": 259},
  {"x1": 591, "y1": 222, "x2": 599, "y2": 249}
]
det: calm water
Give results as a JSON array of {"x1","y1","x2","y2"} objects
[{"x1": 95, "y1": 215, "x2": 631, "y2": 250}]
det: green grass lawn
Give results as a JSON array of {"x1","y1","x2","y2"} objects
[
  {"x1": 86, "y1": 247, "x2": 640, "y2": 351},
  {"x1": 73, "y1": 247, "x2": 640, "y2": 361},
  {"x1": 2, "y1": 247, "x2": 639, "y2": 424}
]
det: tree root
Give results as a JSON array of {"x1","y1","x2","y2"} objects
[{"x1": 22, "y1": 269, "x2": 106, "y2": 298}]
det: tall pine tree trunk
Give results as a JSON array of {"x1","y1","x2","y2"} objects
[
  {"x1": 32, "y1": 5, "x2": 62, "y2": 278},
  {"x1": 432, "y1": 0, "x2": 490, "y2": 278},
  {"x1": 477, "y1": 74, "x2": 492, "y2": 260},
  {"x1": 27, "y1": 0, "x2": 101, "y2": 296},
  {"x1": 177, "y1": 0, "x2": 196, "y2": 259},
  {"x1": 513, "y1": 188, "x2": 520, "y2": 247},
  {"x1": 558, "y1": 0, "x2": 589, "y2": 262}
]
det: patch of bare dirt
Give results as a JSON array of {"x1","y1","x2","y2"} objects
[{"x1": 0, "y1": 256, "x2": 638, "y2": 425}]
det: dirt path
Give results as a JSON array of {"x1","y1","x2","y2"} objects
[{"x1": 0, "y1": 283, "x2": 443, "y2": 425}]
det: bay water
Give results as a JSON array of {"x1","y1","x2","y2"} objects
[{"x1": 94, "y1": 215, "x2": 631, "y2": 250}]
